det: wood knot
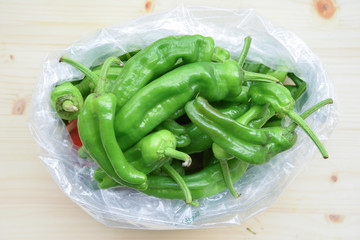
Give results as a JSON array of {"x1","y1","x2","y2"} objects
[
  {"x1": 9, "y1": 54, "x2": 14, "y2": 60},
  {"x1": 144, "y1": 1, "x2": 154, "y2": 13},
  {"x1": 314, "y1": 0, "x2": 337, "y2": 19},
  {"x1": 330, "y1": 174, "x2": 338, "y2": 182},
  {"x1": 328, "y1": 214, "x2": 344, "y2": 223},
  {"x1": 12, "y1": 98, "x2": 26, "y2": 115}
]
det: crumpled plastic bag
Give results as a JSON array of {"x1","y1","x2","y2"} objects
[{"x1": 27, "y1": 5, "x2": 338, "y2": 229}]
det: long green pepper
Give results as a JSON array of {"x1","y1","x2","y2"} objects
[
  {"x1": 248, "y1": 82, "x2": 329, "y2": 158},
  {"x1": 109, "y1": 35, "x2": 217, "y2": 109},
  {"x1": 185, "y1": 96, "x2": 298, "y2": 165},
  {"x1": 70, "y1": 57, "x2": 148, "y2": 187}
]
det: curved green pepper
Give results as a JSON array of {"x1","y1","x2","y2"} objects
[
  {"x1": 211, "y1": 104, "x2": 269, "y2": 197},
  {"x1": 94, "y1": 157, "x2": 249, "y2": 200},
  {"x1": 187, "y1": 96, "x2": 333, "y2": 165},
  {"x1": 124, "y1": 129, "x2": 191, "y2": 174},
  {"x1": 185, "y1": 96, "x2": 298, "y2": 165},
  {"x1": 178, "y1": 102, "x2": 250, "y2": 154},
  {"x1": 248, "y1": 82, "x2": 328, "y2": 158},
  {"x1": 155, "y1": 119, "x2": 191, "y2": 148},
  {"x1": 50, "y1": 81, "x2": 83, "y2": 121},
  {"x1": 69, "y1": 56, "x2": 148, "y2": 187},
  {"x1": 114, "y1": 60, "x2": 244, "y2": 150},
  {"x1": 109, "y1": 35, "x2": 216, "y2": 109}
]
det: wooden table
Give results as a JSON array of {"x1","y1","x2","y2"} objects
[{"x1": 1, "y1": 0, "x2": 359, "y2": 239}]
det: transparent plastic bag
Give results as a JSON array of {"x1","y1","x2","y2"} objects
[{"x1": 28, "y1": 5, "x2": 338, "y2": 229}]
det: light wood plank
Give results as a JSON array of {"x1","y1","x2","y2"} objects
[{"x1": 1, "y1": 0, "x2": 360, "y2": 239}]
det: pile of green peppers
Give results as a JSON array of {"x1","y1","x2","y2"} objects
[{"x1": 51, "y1": 35, "x2": 333, "y2": 206}]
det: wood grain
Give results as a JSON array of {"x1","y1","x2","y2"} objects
[{"x1": 1, "y1": 0, "x2": 359, "y2": 239}]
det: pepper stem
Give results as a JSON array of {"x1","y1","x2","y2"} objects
[
  {"x1": 60, "y1": 56, "x2": 99, "y2": 87},
  {"x1": 287, "y1": 98, "x2": 333, "y2": 132},
  {"x1": 164, "y1": 148, "x2": 192, "y2": 167},
  {"x1": 162, "y1": 163, "x2": 194, "y2": 205},
  {"x1": 243, "y1": 71, "x2": 282, "y2": 83},
  {"x1": 62, "y1": 100, "x2": 78, "y2": 112},
  {"x1": 219, "y1": 159, "x2": 239, "y2": 198},
  {"x1": 238, "y1": 36, "x2": 252, "y2": 67},
  {"x1": 286, "y1": 99, "x2": 332, "y2": 159},
  {"x1": 96, "y1": 57, "x2": 122, "y2": 93}
]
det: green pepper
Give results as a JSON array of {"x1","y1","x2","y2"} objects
[
  {"x1": 75, "y1": 64, "x2": 123, "y2": 98},
  {"x1": 211, "y1": 46, "x2": 231, "y2": 63},
  {"x1": 221, "y1": 86, "x2": 250, "y2": 104},
  {"x1": 248, "y1": 82, "x2": 328, "y2": 158},
  {"x1": 109, "y1": 35, "x2": 217, "y2": 109},
  {"x1": 93, "y1": 168, "x2": 121, "y2": 189},
  {"x1": 53, "y1": 50, "x2": 141, "y2": 118},
  {"x1": 94, "y1": 129, "x2": 195, "y2": 205},
  {"x1": 51, "y1": 56, "x2": 120, "y2": 121},
  {"x1": 94, "y1": 92, "x2": 331, "y2": 200},
  {"x1": 169, "y1": 107, "x2": 186, "y2": 120},
  {"x1": 211, "y1": 104, "x2": 269, "y2": 197},
  {"x1": 64, "y1": 56, "x2": 148, "y2": 188},
  {"x1": 186, "y1": 96, "x2": 333, "y2": 165},
  {"x1": 115, "y1": 58, "x2": 280, "y2": 150},
  {"x1": 247, "y1": 105, "x2": 276, "y2": 128},
  {"x1": 178, "y1": 102, "x2": 250, "y2": 154},
  {"x1": 185, "y1": 97, "x2": 296, "y2": 165},
  {"x1": 124, "y1": 129, "x2": 192, "y2": 174},
  {"x1": 114, "y1": 60, "x2": 243, "y2": 150},
  {"x1": 50, "y1": 81, "x2": 84, "y2": 121},
  {"x1": 95, "y1": 157, "x2": 249, "y2": 201},
  {"x1": 79, "y1": 49, "x2": 141, "y2": 92},
  {"x1": 155, "y1": 119, "x2": 191, "y2": 148},
  {"x1": 143, "y1": 157, "x2": 248, "y2": 200},
  {"x1": 211, "y1": 104, "x2": 270, "y2": 160}
]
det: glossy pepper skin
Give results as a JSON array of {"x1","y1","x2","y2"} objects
[
  {"x1": 69, "y1": 57, "x2": 148, "y2": 188},
  {"x1": 73, "y1": 49, "x2": 140, "y2": 98},
  {"x1": 109, "y1": 35, "x2": 216, "y2": 109},
  {"x1": 124, "y1": 129, "x2": 191, "y2": 174},
  {"x1": 94, "y1": 98, "x2": 333, "y2": 198},
  {"x1": 212, "y1": 104, "x2": 270, "y2": 162},
  {"x1": 211, "y1": 104, "x2": 269, "y2": 197},
  {"x1": 95, "y1": 157, "x2": 248, "y2": 200},
  {"x1": 178, "y1": 102, "x2": 250, "y2": 154},
  {"x1": 50, "y1": 81, "x2": 83, "y2": 121},
  {"x1": 142, "y1": 157, "x2": 248, "y2": 200},
  {"x1": 51, "y1": 50, "x2": 140, "y2": 120},
  {"x1": 155, "y1": 119, "x2": 191, "y2": 148},
  {"x1": 114, "y1": 60, "x2": 243, "y2": 150},
  {"x1": 78, "y1": 94, "x2": 147, "y2": 189},
  {"x1": 185, "y1": 96, "x2": 298, "y2": 165},
  {"x1": 248, "y1": 82, "x2": 328, "y2": 158}
]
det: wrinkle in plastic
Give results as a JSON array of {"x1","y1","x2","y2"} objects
[{"x1": 28, "y1": 5, "x2": 338, "y2": 229}]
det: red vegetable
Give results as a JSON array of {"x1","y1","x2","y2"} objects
[{"x1": 66, "y1": 120, "x2": 82, "y2": 147}]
